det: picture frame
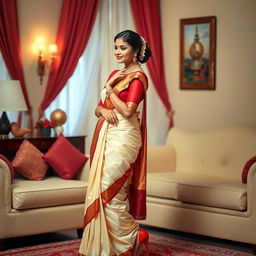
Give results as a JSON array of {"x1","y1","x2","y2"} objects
[{"x1": 180, "y1": 16, "x2": 216, "y2": 89}]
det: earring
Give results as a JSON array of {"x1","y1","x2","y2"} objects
[{"x1": 133, "y1": 55, "x2": 137, "y2": 63}]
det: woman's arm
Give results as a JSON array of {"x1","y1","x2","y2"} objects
[
  {"x1": 107, "y1": 79, "x2": 145, "y2": 119},
  {"x1": 108, "y1": 91, "x2": 135, "y2": 119},
  {"x1": 95, "y1": 105, "x2": 119, "y2": 126}
]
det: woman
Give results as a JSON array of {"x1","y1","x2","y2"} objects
[{"x1": 79, "y1": 30, "x2": 151, "y2": 256}]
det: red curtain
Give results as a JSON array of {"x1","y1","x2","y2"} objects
[
  {"x1": 40, "y1": 0, "x2": 99, "y2": 112},
  {"x1": 0, "y1": 0, "x2": 32, "y2": 127},
  {"x1": 130, "y1": 0, "x2": 174, "y2": 128}
]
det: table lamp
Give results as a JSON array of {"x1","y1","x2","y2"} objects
[{"x1": 0, "y1": 80, "x2": 28, "y2": 139}]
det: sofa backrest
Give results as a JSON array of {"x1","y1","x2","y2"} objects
[{"x1": 166, "y1": 126, "x2": 256, "y2": 180}]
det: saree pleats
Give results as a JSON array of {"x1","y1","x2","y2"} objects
[{"x1": 79, "y1": 114, "x2": 142, "y2": 256}]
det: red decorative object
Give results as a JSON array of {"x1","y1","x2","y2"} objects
[
  {"x1": 43, "y1": 135, "x2": 88, "y2": 180},
  {"x1": 241, "y1": 155, "x2": 256, "y2": 183},
  {"x1": 12, "y1": 140, "x2": 48, "y2": 181},
  {"x1": 130, "y1": 0, "x2": 174, "y2": 128},
  {"x1": 36, "y1": 118, "x2": 55, "y2": 128}
]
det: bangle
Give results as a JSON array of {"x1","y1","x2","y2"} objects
[{"x1": 106, "y1": 88, "x2": 114, "y2": 97}]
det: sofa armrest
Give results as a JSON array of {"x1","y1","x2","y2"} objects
[
  {"x1": 147, "y1": 145, "x2": 176, "y2": 173},
  {"x1": 0, "y1": 158, "x2": 12, "y2": 212},
  {"x1": 241, "y1": 155, "x2": 256, "y2": 183},
  {"x1": 244, "y1": 162, "x2": 256, "y2": 215}
]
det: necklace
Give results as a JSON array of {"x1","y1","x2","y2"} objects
[{"x1": 124, "y1": 65, "x2": 142, "y2": 74}]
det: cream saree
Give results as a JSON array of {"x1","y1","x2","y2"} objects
[{"x1": 79, "y1": 72, "x2": 148, "y2": 256}]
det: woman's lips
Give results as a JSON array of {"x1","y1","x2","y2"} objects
[{"x1": 116, "y1": 55, "x2": 122, "y2": 60}]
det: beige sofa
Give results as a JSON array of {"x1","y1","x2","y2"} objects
[
  {"x1": 140, "y1": 125, "x2": 256, "y2": 247},
  {"x1": 0, "y1": 156, "x2": 89, "y2": 241}
]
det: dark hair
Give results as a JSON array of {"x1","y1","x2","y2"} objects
[{"x1": 114, "y1": 30, "x2": 152, "y2": 64}]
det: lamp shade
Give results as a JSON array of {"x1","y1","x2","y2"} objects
[{"x1": 0, "y1": 80, "x2": 28, "y2": 111}]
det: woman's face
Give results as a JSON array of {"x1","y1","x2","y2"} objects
[{"x1": 114, "y1": 38, "x2": 135, "y2": 65}]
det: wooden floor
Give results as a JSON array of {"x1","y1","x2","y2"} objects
[{"x1": 1, "y1": 225, "x2": 253, "y2": 254}]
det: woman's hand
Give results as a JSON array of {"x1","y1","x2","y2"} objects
[
  {"x1": 106, "y1": 69, "x2": 127, "y2": 88},
  {"x1": 100, "y1": 108, "x2": 118, "y2": 126}
]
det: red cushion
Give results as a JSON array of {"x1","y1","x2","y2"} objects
[
  {"x1": 0, "y1": 154, "x2": 14, "y2": 182},
  {"x1": 12, "y1": 140, "x2": 48, "y2": 180},
  {"x1": 241, "y1": 155, "x2": 256, "y2": 183},
  {"x1": 43, "y1": 135, "x2": 88, "y2": 180}
]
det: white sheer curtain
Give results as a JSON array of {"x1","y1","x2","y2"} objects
[
  {"x1": 45, "y1": 15, "x2": 101, "y2": 153},
  {"x1": 45, "y1": 0, "x2": 168, "y2": 153}
]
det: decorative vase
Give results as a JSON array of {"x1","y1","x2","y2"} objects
[
  {"x1": 39, "y1": 127, "x2": 51, "y2": 137},
  {"x1": 0, "y1": 111, "x2": 11, "y2": 138},
  {"x1": 54, "y1": 125, "x2": 64, "y2": 137}
]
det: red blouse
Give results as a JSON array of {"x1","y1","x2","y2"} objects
[{"x1": 98, "y1": 73, "x2": 145, "y2": 109}]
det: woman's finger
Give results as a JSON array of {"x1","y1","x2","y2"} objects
[
  {"x1": 111, "y1": 111, "x2": 118, "y2": 126},
  {"x1": 108, "y1": 111, "x2": 118, "y2": 126},
  {"x1": 105, "y1": 112, "x2": 113, "y2": 125}
]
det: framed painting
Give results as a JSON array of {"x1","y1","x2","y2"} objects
[{"x1": 180, "y1": 16, "x2": 216, "y2": 89}]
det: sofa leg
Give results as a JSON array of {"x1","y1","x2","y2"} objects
[
  {"x1": 0, "y1": 239, "x2": 6, "y2": 251},
  {"x1": 252, "y1": 244, "x2": 256, "y2": 255},
  {"x1": 77, "y1": 228, "x2": 83, "y2": 238}
]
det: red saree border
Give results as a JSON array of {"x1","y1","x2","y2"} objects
[
  {"x1": 83, "y1": 168, "x2": 133, "y2": 229},
  {"x1": 114, "y1": 72, "x2": 148, "y2": 93},
  {"x1": 83, "y1": 198, "x2": 100, "y2": 228},
  {"x1": 102, "y1": 168, "x2": 132, "y2": 205},
  {"x1": 119, "y1": 246, "x2": 134, "y2": 256},
  {"x1": 128, "y1": 94, "x2": 147, "y2": 220},
  {"x1": 128, "y1": 186, "x2": 146, "y2": 220},
  {"x1": 90, "y1": 117, "x2": 105, "y2": 166}
]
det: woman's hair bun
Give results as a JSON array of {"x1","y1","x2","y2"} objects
[{"x1": 137, "y1": 43, "x2": 152, "y2": 64}]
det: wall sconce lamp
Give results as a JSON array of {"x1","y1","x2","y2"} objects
[{"x1": 33, "y1": 38, "x2": 58, "y2": 85}]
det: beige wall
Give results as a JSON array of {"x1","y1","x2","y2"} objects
[
  {"x1": 18, "y1": 0, "x2": 62, "y2": 123},
  {"x1": 161, "y1": 0, "x2": 256, "y2": 131},
  {"x1": 17, "y1": 0, "x2": 256, "y2": 131}
]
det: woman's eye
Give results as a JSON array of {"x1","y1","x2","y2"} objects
[
  {"x1": 114, "y1": 46, "x2": 118, "y2": 50},
  {"x1": 121, "y1": 47, "x2": 126, "y2": 51}
]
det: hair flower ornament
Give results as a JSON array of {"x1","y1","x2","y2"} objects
[{"x1": 139, "y1": 36, "x2": 147, "y2": 61}]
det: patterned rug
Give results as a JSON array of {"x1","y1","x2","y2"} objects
[{"x1": 0, "y1": 233, "x2": 252, "y2": 256}]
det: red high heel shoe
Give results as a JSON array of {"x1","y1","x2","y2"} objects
[{"x1": 135, "y1": 228, "x2": 149, "y2": 256}]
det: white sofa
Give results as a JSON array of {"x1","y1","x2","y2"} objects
[
  {"x1": 0, "y1": 157, "x2": 90, "y2": 241},
  {"x1": 140, "y1": 125, "x2": 256, "y2": 248}
]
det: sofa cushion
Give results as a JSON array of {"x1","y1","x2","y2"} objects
[
  {"x1": 43, "y1": 135, "x2": 88, "y2": 180},
  {"x1": 147, "y1": 172, "x2": 247, "y2": 211},
  {"x1": 12, "y1": 140, "x2": 48, "y2": 180},
  {"x1": 12, "y1": 177, "x2": 88, "y2": 210}
]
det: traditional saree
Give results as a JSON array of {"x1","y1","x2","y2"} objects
[{"x1": 79, "y1": 71, "x2": 148, "y2": 256}]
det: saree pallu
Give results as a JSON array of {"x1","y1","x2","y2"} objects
[{"x1": 79, "y1": 114, "x2": 142, "y2": 256}]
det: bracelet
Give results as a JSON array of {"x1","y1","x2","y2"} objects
[{"x1": 106, "y1": 88, "x2": 114, "y2": 97}]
